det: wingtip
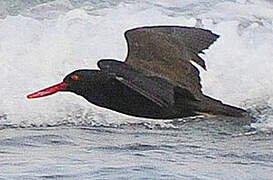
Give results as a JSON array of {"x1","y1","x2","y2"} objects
[{"x1": 211, "y1": 31, "x2": 220, "y2": 41}]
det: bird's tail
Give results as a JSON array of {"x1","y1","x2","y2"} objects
[{"x1": 194, "y1": 95, "x2": 248, "y2": 117}]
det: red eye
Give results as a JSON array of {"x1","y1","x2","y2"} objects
[{"x1": 71, "y1": 74, "x2": 80, "y2": 81}]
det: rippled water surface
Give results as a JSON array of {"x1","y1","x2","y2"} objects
[
  {"x1": 1, "y1": 0, "x2": 273, "y2": 179},
  {"x1": 1, "y1": 118, "x2": 272, "y2": 179}
]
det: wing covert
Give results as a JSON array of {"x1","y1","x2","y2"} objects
[{"x1": 98, "y1": 59, "x2": 175, "y2": 108}]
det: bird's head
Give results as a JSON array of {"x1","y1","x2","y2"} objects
[{"x1": 27, "y1": 70, "x2": 101, "y2": 99}]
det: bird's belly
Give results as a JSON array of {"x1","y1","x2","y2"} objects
[
  {"x1": 84, "y1": 88, "x2": 175, "y2": 119},
  {"x1": 92, "y1": 95, "x2": 170, "y2": 119}
]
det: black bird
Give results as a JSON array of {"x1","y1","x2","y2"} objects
[{"x1": 27, "y1": 26, "x2": 247, "y2": 119}]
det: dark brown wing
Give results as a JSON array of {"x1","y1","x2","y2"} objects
[{"x1": 124, "y1": 26, "x2": 219, "y2": 98}]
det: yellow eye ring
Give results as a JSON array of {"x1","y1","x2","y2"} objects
[{"x1": 71, "y1": 74, "x2": 80, "y2": 81}]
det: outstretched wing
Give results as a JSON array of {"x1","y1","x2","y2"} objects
[{"x1": 124, "y1": 26, "x2": 219, "y2": 98}]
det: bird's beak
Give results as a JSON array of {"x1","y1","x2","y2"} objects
[{"x1": 27, "y1": 82, "x2": 67, "y2": 99}]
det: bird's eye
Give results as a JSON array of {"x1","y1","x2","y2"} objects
[{"x1": 71, "y1": 74, "x2": 81, "y2": 81}]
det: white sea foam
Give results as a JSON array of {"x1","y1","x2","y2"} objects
[{"x1": 0, "y1": 0, "x2": 273, "y2": 130}]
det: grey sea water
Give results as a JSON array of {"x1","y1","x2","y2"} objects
[
  {"x1": 1, "y1": 0, "x2": 273, "y2": 179},
  {"x1": 2, "y1": 117, "x2": 272, "y2": 179}
]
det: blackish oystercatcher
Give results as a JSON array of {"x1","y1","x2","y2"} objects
[{"x1": 27, "y1": 26, "x2": 247, "y2": 119}]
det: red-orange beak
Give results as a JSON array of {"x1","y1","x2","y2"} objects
[{"x1": 27, "y1": 82, "x2": 67, "y2": 99}]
